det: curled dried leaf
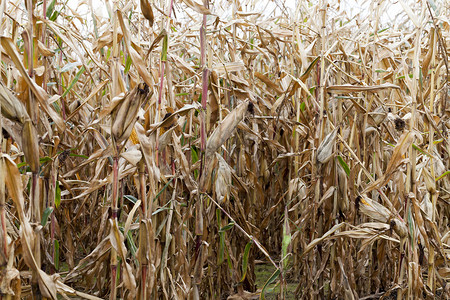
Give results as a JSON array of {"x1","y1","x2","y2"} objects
[
  {"x1": 0, "y1": 266, "x2": 20, "y2": 295},
  {"x1": 288, "y1": 178, "x2": 306, "y2": 203},
  {"x1": 37, "y1": 39, "x2": 54, "y2": 57},
  {"x1": 181, "y1": 0, "x2": 212, "y2": 15},
  {"x1": 109, "y1": 220, "x2": 137, "y2": 296},
  {"x1": 1, "y1": 36, "x2": 65, "y2": 132},
  {"x1": 364, "y1": 130, "x2": 414, "y2": 193},
  {"x1": 120, "y1": 147, "x2": 142, "y2": 166},
  {"x1": 369, "y1": 106, "x2": 387, "y2": 126},
  {"x1": 337, "y1": 163, "x2": 349, "y2": 212},
  {"x1": 422, "y1": 168, "x2": 436, "y2": 194}
]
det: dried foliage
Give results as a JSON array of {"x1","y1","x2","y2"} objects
[{"x1": 0, "y1": 0, "x2": 449, "y2": 299}]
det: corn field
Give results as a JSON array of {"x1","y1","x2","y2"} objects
[{"x1": 0, "y1": 0, "x2": 449, "y2": 299}]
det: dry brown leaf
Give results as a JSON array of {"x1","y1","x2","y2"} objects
[
  {"x1": 121, "y1": 148, "x2": 142, "y2": 166},
  {"x1": 254, "y1": 71, "x2": 283, "y2": 94},
  {"x1": 135, "y1": 123, "x2": 161, "y2": 187},
  {"x1": 327, "y1": 83, "x2": 400, "y2": 93},
  {"x1": 117, "y1": 10, "x2": 154, "y2": 88},
  {"x1": 363, "y1": 130, "x2": 414, "y2": 193},
  {"x1": 301, "y1": 223, "x2": 345, "y2": 258},
  {"x1": 0, "y1": 267, "x2": 20, "y2": 295},
  {"x1": 109, "y1": 219, "x2": 137, "y2": 297},
  {"x1": 1, "y1": 37, "x2": 66, "y2": 132},
  {"x1": 181, "y1": 0, "x2": 212, "y2": 15},
  {"x1": 213, "y1": 62, "x2": 245, "y2": 75},
  {"x1": 37, "y1": 39, "x2": 54, "y2": 56}
]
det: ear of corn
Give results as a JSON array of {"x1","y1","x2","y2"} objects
[{"x1": 111, "y1": 83, "x2": 151, "y2": 144}]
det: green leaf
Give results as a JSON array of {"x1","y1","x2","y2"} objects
[
  {"x1": 436, "y1": 171, "x2": 450, "y2": 181},
  {"x1": 54, "y1": 239, "x2": 60, "y2": 270},
  {"x1": 191, "y1": 146, "x2": 199, "y2": 179},
  {"x1": 106, "y1": 48, "x2": 112, "y2": 60},
  {"x1": 69, "y1": 153, "x2": 89, "y2": 159},
  {"x1": 300, "y1": 56, "x2": 319, "y2": 79},
  {"x1": 152, "y1": 206, "x2": 170, "y2": 216},
  {"x1": 124, "y1": 195, "x2": 138, "y2": 204},
  {"x1": 161, "y1": 34, "x2": 168, "y2": 62},
  {"x1": 219, "y1": 222, "x2": 235, "y2": 232},
  {"x1": 218, "y1": 232, "x2": 225, "y2": 265},
  {"x1": 46, "y1": 0, "x2": 56, "y2": 18},
  {"x1": 124, "y1": 55, "x2": 132, "y2": 74},
  {"x1": 261, "y1": 269, "x2": 281, "y2": 300},
  {"x1": 127, "y1": 231, "x2": 138, "y2": 259},
  {"x1": 240, "y1": 241, "x2": 253, "y2": 282},
  {"x1": 412, "y1": 144, "x2": 431, "y2": 157},
  {"x1": 191, "y1": 146, "x2": 199, "y2": 163},
  {"x1": 16, "y1": 161, "x2": 27, "y2": 168},
  {"x1": 61, "y1": 66, "x2": 85, "y2": 98},
  {"x1": 50, "y1": 11, "x2": 60, "y2": 21},
  {"x1": 60, "y1": 62, "x2": 82, "y2": 73},
  {"x1": 370, "y1": 27, "x2": 389, "y2": 36},
  {"x1": 153, "y1": 178, "x2": 174, "y2": 202},
  {"x1": 281, "y1": 226, "x2": 291, "y2": 269},
  {"x1": 41, "y1": 207, "x2": 54, "y2": 226},
  {"x1": 300, "y1": 102, "x2": 306, "y2": 112},
  {"x1": 337, "y1": 155, "x2": 350, "y2": 176},
  {"x1": 40, "y1": 156, "x2": 53, "y2": 164},
  {"x1": 55, "y1": 181, "x2": 61, "y2": 208}
]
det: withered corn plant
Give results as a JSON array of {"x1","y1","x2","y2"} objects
[{"x1": 0, "y1": 0, "x2": 449, "y2": 299}]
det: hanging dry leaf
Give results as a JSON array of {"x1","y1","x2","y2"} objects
[
  {"x1": 327, "y1": 83, "x2": 400, "y2": 93},
  {"x1": 363, "y1": 130, "x2": 414, "y2": 193},
  {"x1": 109, "y1": 219, "x2": 137, "y2": 297},
  {"x1": 1, "y1": 37, "x2": 65, "y2": 132},
  {"x1": 120, "y1": 147, "x2": 142, "y2": 166},
  {"x1": 117, "y1": 10, "x2": 154, "y2": 88},
  {"x1": 181, "y1": 0, "x2": 212, "y2": 15}
]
